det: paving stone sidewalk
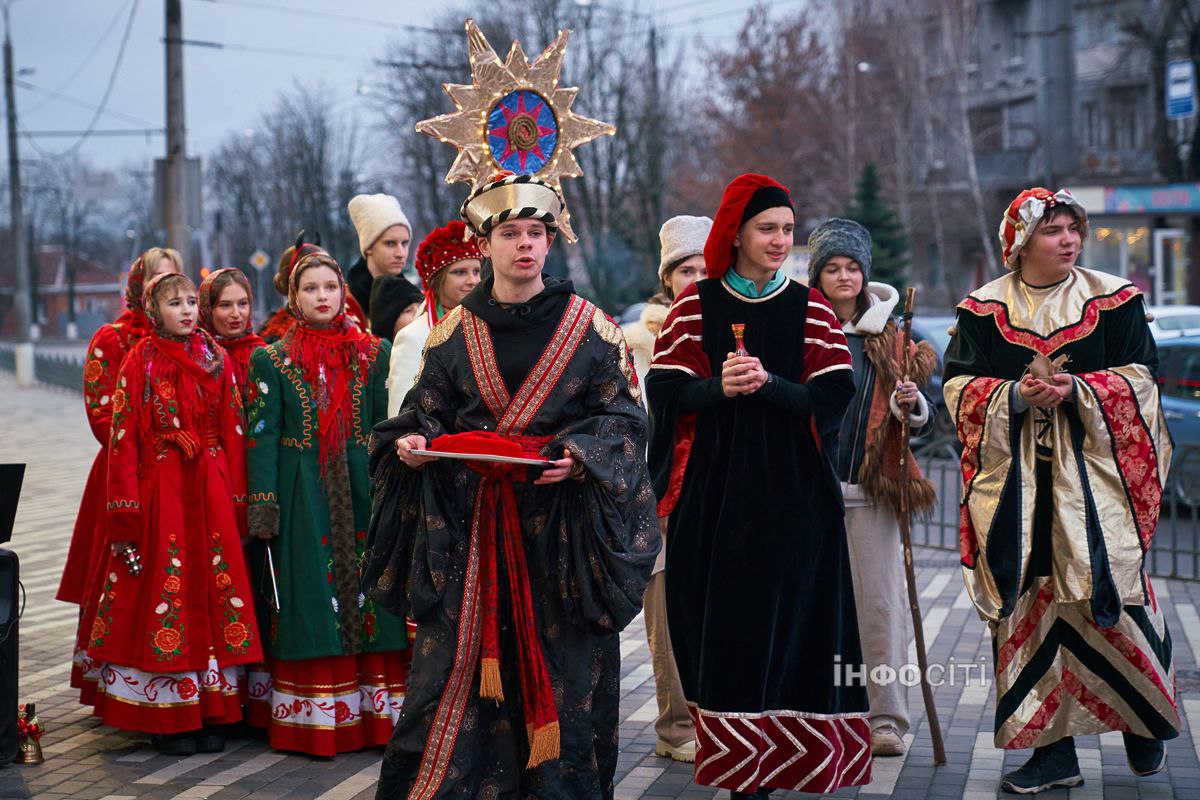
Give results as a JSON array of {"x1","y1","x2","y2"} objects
[{"x1": 3, "y1": 371, "x2": 1200, "y2": 800}]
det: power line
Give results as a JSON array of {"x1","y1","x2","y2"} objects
[
  {"x1": 188, "y1": 0, "x2": 459, "y2": 36},
  {"x1": 168, "y1": 36, "x2": 460, "y2": 71},
  {"x1": 14, "y1": 79, "x2": 159, "y2": 128},
  {"x1": 24, "y1": 0, "x2": 141, "y2": 159},
  {"x1": 651, "y1": 0, "x2": 726, "y2": 17},
  {"x1": 23, "y1": 0, "x2": 135, "y2": 115},
  {"x1": 21, "y1": 127, "x2": 164, "y2": 137}
]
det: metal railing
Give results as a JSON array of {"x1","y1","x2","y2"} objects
[
  {"x1": 0, "y1": 345, "x2": 83, "y2": 392},
  {"x1": 911, "y1": 437, "x2": 1200, "y2": 581},
  {"x1": 3, "y1": 345, "x2": 1199, "y2": 581}
]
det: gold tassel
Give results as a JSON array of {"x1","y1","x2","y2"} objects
[
  {"x1": 479, "y1": 657, "x2": 504, "y2": 702},
  {"x1": 525, "y1": 720, "x2": 561, "y2": 768}
]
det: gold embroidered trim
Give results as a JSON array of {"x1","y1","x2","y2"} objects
[{"x1": 590, "y1": 307, "x2": 641, "y2": 405}]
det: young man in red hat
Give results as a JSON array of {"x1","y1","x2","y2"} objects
[
  {"x1": 944, "y1": 187, "x2": 1179, "y2": 794},
  {"x1": 362, "y1": 172, "x2": 659, "y2": 799},
  {"x1": 647, "y1": 173, "x2": 871, "y2": 798}
]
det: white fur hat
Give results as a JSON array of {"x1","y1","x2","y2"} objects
[
  {"x1": 348, "y1": 194, "x2": 411, "y2": 257},
  {"x1": 658, "y1": 215, "x2": 713, "y2": 279}
]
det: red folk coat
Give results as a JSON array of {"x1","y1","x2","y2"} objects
[
  {"x1": 59, "y1": 310, "x2": 151, "y2": 605},
  {"x1": 83, "y1": 331, "x2": 263, "y2": 673}
]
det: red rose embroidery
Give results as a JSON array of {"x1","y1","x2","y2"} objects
[
  {"x1": 83, "y1": 360, "x2": 104, "y2": 382},
  {"x1": 363, "y1": 613, "x2": 376, "y2": 638},
  {"x1": 176, "y1": 677, "x2": 198, "y2": 700},
  {"x1": 90, "y1": 617, "x2": 107, "y2": 643},
  {"x1": 111, "y1": 389, "x2": 127, "y2": 414},
  {"x1": 223, "y1": 621, "x2": 248, "y2": 647},
  {"x1": 154, "y1": 627, "x2": 182, "y2": 652},
  {"x1": 158, "y1": 381, "x2": 177, "y2": 400},
  {"x1": 164, "y1": 575, "x2": 181, "y2": 593},
  {"x1": 334, "y1": 701, "x2": 352, "y2": 723},
  {"x1": 215, "y1": 572, "x2": 232, "y2": 589}
]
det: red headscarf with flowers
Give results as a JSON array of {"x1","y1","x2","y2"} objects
[
  {"x1": 283, "y1": 250, "x2": 376, "y2": 471},
  {"x1": 198, "y1": 267, "x2": 256, "y2": 336}
]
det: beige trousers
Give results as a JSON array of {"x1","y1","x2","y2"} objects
[
  {"x1": 844, "y1": 496, "x2": 912, "y2": 736},
  {"x1": 643, "y1": 571, "x2": 694, "y2": 747}
]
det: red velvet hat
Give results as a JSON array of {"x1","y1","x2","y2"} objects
[{"x1": 703, "y1": 173, "x2": 793, "y2": 280}]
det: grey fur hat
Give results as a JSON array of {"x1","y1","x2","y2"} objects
[{"x1": 807, "y1": 218, "x2": 872, "y2": 286}]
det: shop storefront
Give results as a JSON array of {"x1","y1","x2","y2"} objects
[{"x1": 1074, "y1": 184, "x2": 1197, "y2": 306}]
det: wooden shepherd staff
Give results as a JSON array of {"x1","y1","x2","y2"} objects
[{"x1": 898, "y1": 286, "x2": 947, "y2": 766}]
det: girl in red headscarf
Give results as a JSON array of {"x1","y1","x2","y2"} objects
[
  {"x1": 260, "y1": 232, "x2": 369, "y2": 343},
  {"x1": 387, "y1": 219, "x2": 482, "y2": 415},
  {"x1": 81, "y1": 272, "x2": 262, "y2": 755},
  {"x1": 244, "y1": 249, "x2": 410, "y2": 756},
  {"x1": 198, "y1": 267, "x2": 266, "y2": 405},
  {"x1": 63, "y1": 247, "x2": 183, "y2": 702},
  {"x1": 198, "y1": 266, "x2": 272, "y2": 724}
]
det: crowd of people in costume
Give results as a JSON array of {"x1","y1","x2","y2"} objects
[{"x1": 55, "y1": 172, "x2": 1179, "y2": 798}]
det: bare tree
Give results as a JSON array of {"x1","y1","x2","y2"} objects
[
  {"x1": 370, "y1": 3, "x2": 685, "y2": 311},
  {"x1": 208, "y1": 83, "x2": 366, "y2": 276}
]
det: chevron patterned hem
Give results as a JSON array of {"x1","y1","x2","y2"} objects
[
  {"x1": 688, "y1": 705, "x2": 872, "y2": 793},
  {"x1": 993, "y1": 576, "x2": 1181, "y2": 749}
]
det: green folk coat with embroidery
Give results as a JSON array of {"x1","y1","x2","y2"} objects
[{"x1": 245, "y1": 339, "x2": 407, "y2": 661}]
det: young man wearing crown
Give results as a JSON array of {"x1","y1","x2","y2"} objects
[
  {"x1": 943, "y1": 188, "x2": 1179, "y2": 794},
  {"x1": 362, "y1": 172, "x2": 659, "y2": 799}
]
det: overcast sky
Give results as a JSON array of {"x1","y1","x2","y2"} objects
[{"x1": 9, "y1": 0, "x2": 804, "y2": 172}]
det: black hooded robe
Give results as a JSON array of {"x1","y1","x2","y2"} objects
[{"x1": 362, "y1": 277, "x2": 659, "y2": 800}]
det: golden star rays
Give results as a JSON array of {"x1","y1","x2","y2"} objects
[{"x1": 415, "y1": 18, "x2": 616, "y2": 242}]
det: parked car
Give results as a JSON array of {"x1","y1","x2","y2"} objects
[
  {"x1": 909, "y1": 314, "x2": 959, "y2": 450},
  {"x1": 1156, "y1": 336, "x2": 1200, "y2": 506},
  {"x1": 1148, "y1": 305, "x2": 1200, "y2": 341}
]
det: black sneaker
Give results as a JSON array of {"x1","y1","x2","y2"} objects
[
  {"x1": 1000, "y1": 737, "x2": 1083, "y2": 794},
  {"x1": 1123, "y1": 732, "x2": 1166, "y2": 777},
  {"x1": 152, "y1": 732, "x2": 198, "y2": 756}
]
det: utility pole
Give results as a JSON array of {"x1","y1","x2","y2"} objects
[
  {"x1": 4, "y1": 2, "x2": 32, "y2": 387},
  {"x1": 163, "y1": 0, "x2": 188, "y2": 256},
  {"x1": 646, "y1": 26, "x2": 663, "y2": 237}
]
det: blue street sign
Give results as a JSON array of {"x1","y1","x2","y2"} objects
[{"x1": 1166, "y1": 59, "x2": 1196, "y2": 119}]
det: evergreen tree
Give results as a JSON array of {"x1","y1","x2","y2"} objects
[{"x1": 843, "y1": 163, "x2": 909, "y2": 288}]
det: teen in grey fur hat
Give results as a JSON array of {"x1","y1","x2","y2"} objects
[{"x1": 807, "y1": 218, "x2": 873, "y2": 318}]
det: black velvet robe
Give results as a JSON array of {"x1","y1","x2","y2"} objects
[
  {"x1": 362, "y1": 277, "x2": 659, "y2": 800},
  {"x1": 646, "y1": 276, "x2": 872, "y2": 794}
]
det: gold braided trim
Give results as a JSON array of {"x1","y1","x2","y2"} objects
[{"x1": 264, "y1": 344, "x2": 314, "y2": 450}]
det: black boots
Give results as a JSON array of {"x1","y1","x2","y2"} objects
[
  {"x1": 151, "y1": 725, "x2": 225, "y2": 756},
  {"x1": 1001, "y1": 737, "x2": 1083, "y2": 794},
  {"x1": 152, "y1": 731, "x2": 197, "y2": 756},
  {"x1": 1123, "y1": 732, "x2": 1167, "y2": 776}
]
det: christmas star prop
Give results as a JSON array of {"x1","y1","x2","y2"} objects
[{"x1": 415, "y1": 18, "x2": 616, "y2": 242}]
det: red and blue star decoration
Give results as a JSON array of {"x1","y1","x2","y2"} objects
[{"x1": 487, "y1": 89, "x2": 559, "y2": 174}]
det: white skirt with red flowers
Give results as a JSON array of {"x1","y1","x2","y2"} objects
[
  {"x1": 250, "y1": 651, "x2": 410, "y2": 757},
  {"x1": 91, "y1": 654, "x2": 245, "y2": 734}
]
